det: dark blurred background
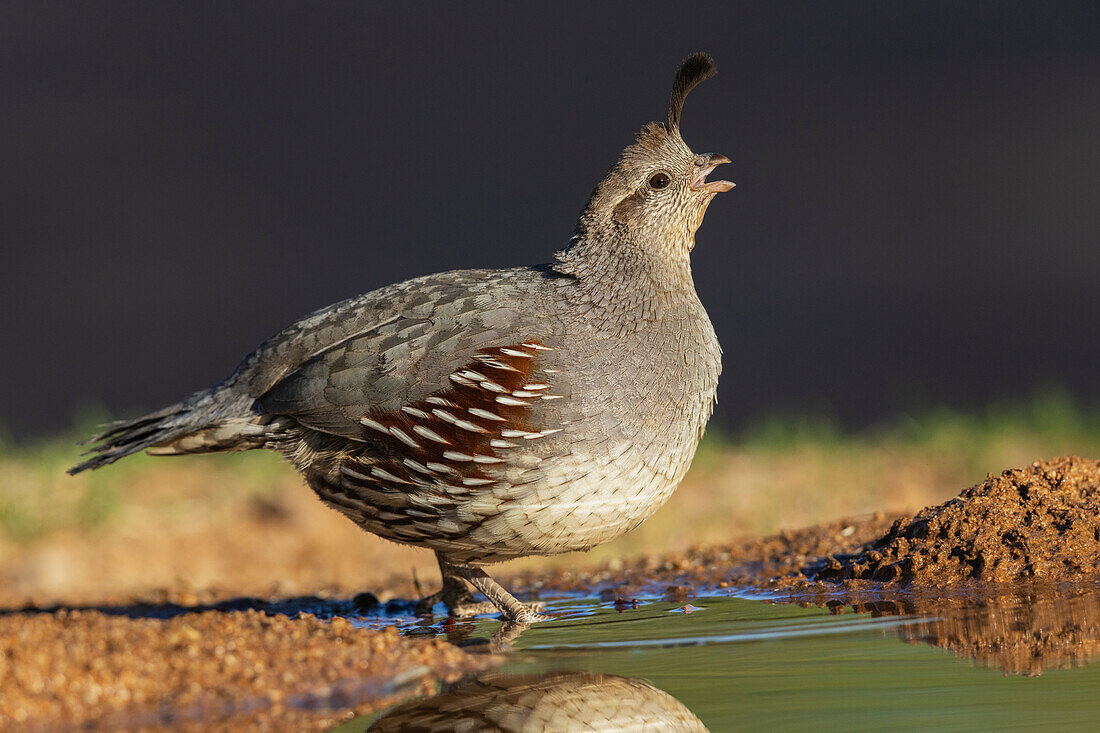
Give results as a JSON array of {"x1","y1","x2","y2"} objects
[{"x1": 1, "y1": 2, "x2": 1097, "y2": 440}]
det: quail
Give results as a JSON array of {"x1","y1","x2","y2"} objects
[
  {"x1": 368, "y1": 671, "x2": 708, "y2": 732},
  {"x1": 69, "y1": 53, "x2": 732, "y2": 624}
]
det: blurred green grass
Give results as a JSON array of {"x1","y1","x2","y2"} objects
[
  {"x1": 0, "y1": 408, "x2": 288, "y2": 541},
  {"x1": 1, "y1": 390, "x2": 1098, "y2": 544}
]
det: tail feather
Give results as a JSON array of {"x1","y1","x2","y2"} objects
[
  {"x1": 67, "y1": 391, "x2": 265, "y2": 475},
  {"x1": 144, "y1": 420, "x2": 273, "y2": 456}
]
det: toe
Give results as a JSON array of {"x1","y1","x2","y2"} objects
[{"x1": 449, "y1": 601, "x2": 501, "y2": 618}]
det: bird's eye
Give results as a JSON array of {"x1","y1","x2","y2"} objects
[{"x1": 648, "y1": 171, "x2": 671, "y2": 190}]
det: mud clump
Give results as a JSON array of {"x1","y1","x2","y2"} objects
[
  {"x1": 0, "y1": 608, "x2": 485, "y2": 732},
  {"x1": 821, "y1": 457, "x2": 1100, "y2": 585}
]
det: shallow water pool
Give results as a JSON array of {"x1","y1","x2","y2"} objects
[{"x1": 342, "y1": 588, "x2": 1100, "y2": 731}]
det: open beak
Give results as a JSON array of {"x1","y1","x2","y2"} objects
[{"x1": 690, "y1": 153, "x2": 734, "y2": 193}]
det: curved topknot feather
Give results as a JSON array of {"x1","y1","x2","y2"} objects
[{"x1": 668, "y1": 52, "x2": 717, "y2": 133}]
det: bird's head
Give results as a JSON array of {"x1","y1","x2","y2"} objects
[{"x1": 569, "y1": 53, "x2": 733, "y2": 262}]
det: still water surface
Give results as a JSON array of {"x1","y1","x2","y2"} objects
[{"x1": 338, "y1": 590, "x2": 1100, "y2": 731}]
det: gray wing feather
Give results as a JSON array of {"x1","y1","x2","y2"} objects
[{"x1": 245, "y1": 268, "x2": 555, "y2": 439}]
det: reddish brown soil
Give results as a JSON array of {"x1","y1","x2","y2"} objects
[
  {"x1": 819, "y1": 457, "x2": 1100, "y2": 585},
  {"x1": 0, "y1": 609, "x2": 487, "y2": 732}
]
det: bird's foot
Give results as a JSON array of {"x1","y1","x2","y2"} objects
[
  {"x1": 432, "y1": 554, "x2": 551, "y2": 623},
  {"x1": 455, "y1": 566, "x2": 551, "y2": 623},
  {"x1": 417, "y1": 587, "x2": 546, "y2": 621},
  {"x1": 504, "y1": 604, "x2": 552, "y2": 624},
  {"x1": 450, "y1": 599, "x2": 547, "y2": 621}
]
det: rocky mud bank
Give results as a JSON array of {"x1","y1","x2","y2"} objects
[{"x1": 819, "y1": 456, "x2": 1100, "y2": 584}]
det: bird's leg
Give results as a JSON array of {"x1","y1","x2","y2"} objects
[
  {"x1": 450, "y1": 562, "x2": 549, "y2": 624},
  {"x1": 414, "y1": 552, "x2": 481, "y2": 615},
  {"x1": 418, "y1": 553, "x2": 547, "y2": 622}
]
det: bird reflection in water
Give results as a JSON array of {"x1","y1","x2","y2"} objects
[{"x1": 367, "y1": 670, "x2": 707, "y2": 732}]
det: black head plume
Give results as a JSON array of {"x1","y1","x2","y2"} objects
[{"x1": 667, "y1": 52, "x2": 717, "y2": 133}]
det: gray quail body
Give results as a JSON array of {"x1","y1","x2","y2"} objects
[
  {"x1": 70, "y1": 53, "x2": 732, "y2": 623},
  {"x1": 368, "y1": 671, "x2": 708, "y2": 732}
]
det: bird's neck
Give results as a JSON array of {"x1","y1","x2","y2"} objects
[{"x1": 551, "y1": 220, "x2": 701, "y2": 322}]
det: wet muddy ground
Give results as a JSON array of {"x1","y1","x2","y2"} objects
[
  {"x1": 3, "y1": 457, "x2": 1099, "y2": 729},
  {"x1": 0, "y1": 609, "x2": 486, "y2": 731}
]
